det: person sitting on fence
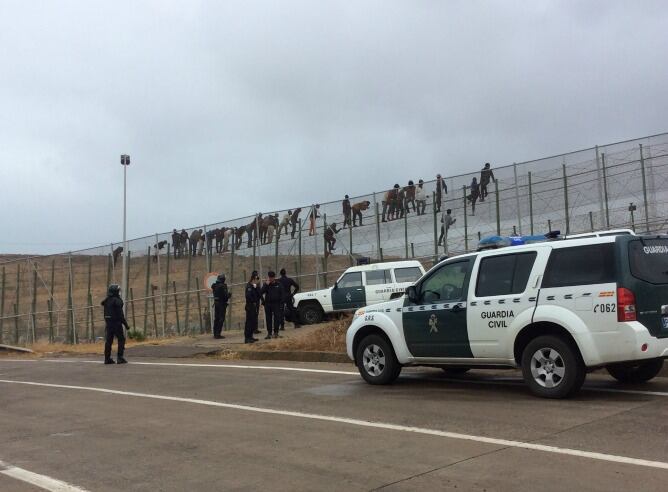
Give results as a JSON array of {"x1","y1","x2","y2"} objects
[
  {"x1": 351, "y1": 200, "x2": 371, "y2": 226},
  {"x1": 438, "y1": 209, "x2": 456, "y2": 246},
  {"x1": 279, "y1": 210, "x2": 291, "y2": 237},
  {"x1": 171, "y1": 229, "x2": 181, "y2": 258},
  {"x1": 308, "y1": 205, "x2": 320, "y2": 236},
  {"x1": 324, "y1": 222, "x2": 341, "y2": 256},
  {"x1": 197, "y1": 231, "x2": 205, "y2": 256},
  {"x1": 222, "y1": 227, "x2": 232, "y2": 252},
  {"x1": 415, "y1": 179, "x2": 426, "y2": 215},
  {"x1": 479, "y1": 162, "x2": 495, "y2": 202},
  {"x1": 342, "y1": 195, "x2": 352, "y2": 228},
  {"x1": 112, "y1": 246, "x2": 123, "y2": 267},
  {"x1": 382, "y1": 184, "x2": 400, "y2": 222},
  {"x1": 290, "y1": 208, "x2": 302, "y2": 239},
  {"x1": 404, "y1": 180, "x2": 416, "y2": 214},
  {"x1": 180, "y1": 229, "x2": 189, "y2": 257},
  {"x1": 468, "y1": 177, "x2": 480, "y2": 215},
  {"x1": 153, "y1": 240, "x2": 167, "y2": 262},
  {"x1": 435, "y1": 173, "x2": 448, "y2": 213}
]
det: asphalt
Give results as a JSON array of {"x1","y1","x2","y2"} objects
[{"x1": 0, "y1": 358, "x2": 667, "y2": 491}]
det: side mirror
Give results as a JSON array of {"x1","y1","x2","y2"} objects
[
  {"x1": 333, "y1": 282, "x2": 338, "y2": 290},
  {"x1": 406, "y1": 285, "x2": 418, "y2": 303}
]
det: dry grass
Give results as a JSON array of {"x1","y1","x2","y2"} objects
[
  {"x1": 262, "y1": 316, "x2": 351, "y2": 353},
  {"x1": 28, "y1": 336, "x2": 191, "y2": 355}
]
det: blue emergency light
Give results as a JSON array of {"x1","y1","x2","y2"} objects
[{"x1": 477, "y1": 231, "x2": 561, "y2": 251}]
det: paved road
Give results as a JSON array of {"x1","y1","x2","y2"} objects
[{"x1": 0, "y1": 357, "x2": 667, "y2": 491}]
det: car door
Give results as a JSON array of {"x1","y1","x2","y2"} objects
[
  {"x1": 466, "y1": 250, "x2": 544, "y2": 358},
  {"x1": 402, "y1": 259, "x2": 474, "y2": 358},
  {"x1": 331, "y1": 272, "x2": 366, "y2": 311},
  {"x1": 364, "y1": 269, "x2": 392, "y2": 305}
]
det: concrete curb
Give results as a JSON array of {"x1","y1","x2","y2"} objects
[
  {"x1": 0, "y1": 344, "x2": 34, "y2": 354},
  {"x1": 222, "y1": 350, "x2": 351, "y2": 364}
]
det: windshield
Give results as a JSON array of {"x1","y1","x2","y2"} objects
[{"x1": 629, "y1": 238, "x2": 668, "y2": 284}]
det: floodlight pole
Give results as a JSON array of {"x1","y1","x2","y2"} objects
[{"x1": 121, "y1": 154, "x2": 130, "y2": 315}]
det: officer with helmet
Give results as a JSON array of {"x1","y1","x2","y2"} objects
[
  {"x1": 101, "y1": 284, "x2": 130, "y2": 364},
  {"x1": 211, "y1": 273, "x2": 231, "y2": 339}
]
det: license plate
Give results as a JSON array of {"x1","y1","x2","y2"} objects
[{"x1": 662, "y1": 317, "x2": 668, "y2": 330}]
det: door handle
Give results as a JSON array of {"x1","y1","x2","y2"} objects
[{"x1": 355, "y1": 288, "x2": 363, "y2": 291}]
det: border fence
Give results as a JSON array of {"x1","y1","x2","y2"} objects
[{"x1": 2, "y1": 132, "x2": 668, "y2": 345}]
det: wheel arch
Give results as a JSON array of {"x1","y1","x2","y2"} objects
[
  {"x1": 513, "y1": 321, "x2": 584, "y2": 366},
  {"x1": 352, "y1": 325, "x2": 393, "y2": 363}
]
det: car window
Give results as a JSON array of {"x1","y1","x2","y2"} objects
[
  {"x1": 394, "y1": 267, "x2": 422, "y2": 283},
  {"x1": 543, "y1": 244, "x2": 615, "y2": 288},
  {"x1": 338, "y1": 272, "x2": 363, "y2": 288},
  {"x1": 476, "y1": 252, "x2": 537, "y2": 297},
  {"x1": 628, "y1": 239, "x2": 668, "y2": 284},
  {"x1": 365, "y1": 269, "x2": 391, "y2": 285},
  {"x1": 419, "y1": 260, "x2": 470, "y2": 304}
]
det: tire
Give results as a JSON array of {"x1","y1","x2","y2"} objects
[
  {"x1": 441, "y1": 366, "x2": 470, "y2": 375},
  {"x1": 355, "y1": 334, "x2": 401, "y2": 385},
  {"x1": 521, "y1": 335, "x2": 585, "y2": 399},
  {"x1": 298, "y1": 303, "x2": 324, "y2": 325},
  {"x1": 606, "y1": 358, "x2": 664, "y2": 384}
]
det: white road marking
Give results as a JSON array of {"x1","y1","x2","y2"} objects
[
  {"x1": 0, "y1": 459, "x2": 89, "y2": 491},
  {"x1": 1, "y1": 378, "x2": 668, "y2": 472},
  {"x1": 2, "y1": 359, "x2": 668, "y2": 397}
]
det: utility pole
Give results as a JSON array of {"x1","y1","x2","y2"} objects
[{"x1": 121, "y1": 154, "x2": 130, "y2": 315}]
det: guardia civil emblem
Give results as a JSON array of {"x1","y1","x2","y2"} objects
[
  {"x1": 428, "y1": 314, "x2": 438, "y2": 333},
  {"x1": 345, "y1": 292, "x2": 352, "y2": 302}
]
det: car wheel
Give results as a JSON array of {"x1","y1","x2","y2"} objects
[
  {"x1": 441, "y1": 366, "x2": 470, "y2": 375},
  {"x1": 298, "y1": 303, "x2": 324, "y2": 324},
  {"x1": 521, "y1": 335, "x2": 585, "y2": 399},
  {"x1": 356, "y1": 334, "x2": 401, "y2": 385},
  {"x1": 606, "y1": 358, "x2": 664, "y2": 384}
]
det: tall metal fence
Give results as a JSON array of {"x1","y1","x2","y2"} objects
[{"x1": 2, "y1": 132, "x2": 668, "y2": 345}]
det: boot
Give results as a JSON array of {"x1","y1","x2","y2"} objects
[
  {"x1": 117, "y1": 357, "x2": 128, "y2": 364},
  {"x1": 104, "y1": 359, "x2": 116, "y2": 365}
]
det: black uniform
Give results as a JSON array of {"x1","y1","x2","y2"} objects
[
  {"x1": 101, "y1": 293, "x2": 130, "y2": 362},
  {"x1": 244, "y1": 282, "x2": 261, "y2": 342},
  {"x1": 278, "y1": 275, "x2": 300, "y2": 329},
  {"x1": 211, "y1": 280, "x2": 231, "y2": 338},
  {"x1": 261, "y1": 281, "x2": 286, "y2": 337}
]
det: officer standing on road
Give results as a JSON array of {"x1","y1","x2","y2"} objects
[
  {"x1": 211, "y1": 273, "x2": 231, "y2": 339},
  {"x1": 261, "y1": 271, "x2": 286, "y2": 339},
  {"x1": 101, "y1": 284, "x2": 130, "y2": 365},
  {"x1": 244, "y1": 273, "x2": 261, "y2": 344},
  {"x1": 278, "y1": 268, "x2": 300, "y2": 330}
]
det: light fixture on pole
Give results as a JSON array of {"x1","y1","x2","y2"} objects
[
  {"x1": 628, "y1": 202, "x2": 637, "y2": 232},
  {"x1": 121, "y1": 154, "x2": 130, "y2": 314}
]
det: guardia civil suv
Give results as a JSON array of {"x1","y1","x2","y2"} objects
[
  {"x1": 293, "y1": 260, "x2": 425, "y2": 324},
  {"x1": 346, "y1": 231, "x2": 668, "y2": 398}
]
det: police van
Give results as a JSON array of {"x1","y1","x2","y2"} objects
[
  {"x1": 293, "y1": 260, "x2": 425, "y2": 324},
  {"x1": 346, "y1": 231, "x2": 668, "y2": 398}
]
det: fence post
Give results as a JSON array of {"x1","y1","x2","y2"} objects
[
  {"x1": 589, "y1": 211, "x2": 595, "y2": 232},
  {"x1": 129, "y1": 287, "x2": 137, "y2": 330},
  {"x1": 601, "y1": 153, "x2": 610, "y2": 228},
  {"x1": 85, "y1": 257, "x2": 92, "y2": 340},
  {"x1": 229, "y1": 230, "x2": 235, "y2": 332},
  {"x1": 410, "y1": 243, "x2": 415, "y2": 258},
  {"x1": 48, "y1": 299, "x2": 54, "y2": 343},
  {"x1": 151, "y1": 285, "x2": 158, "y2": 338},
  {"x1": 69, "y1": 255, "x2": 77, "y2": 344},
  {"x1": 106, "y1": 254, "x2": 112, "y2": 288},
  {"x1": 639, "y1": 144, "x2": 650, "y2": 232},
  {"x1": 403, "y1": 208, "x2": 409, "y2": 258},
  {"x1": 172, "y1": 280, "x2": 180, "y2": 335},
  {"x1": 513, "y1": 162, "x2": 522, "y2": 235},
  {"x1": 163, "y1": 245, "x2": 170, "y2": 337},
  {"x1": 433, "y1": 192, "x2": 438, "y2": 262},
  {"x1": 298, "y1": 220, "x2": 302, "y2": 277},
  {"x1": 528, "y1": 171, "x2": 534, "y2": 235},
  {"x1": 274, "y1": 221, "x2": 279, "y2": 272},
  {"x1": 88, "y1": 291, "x2": 95, "y2": 341},
  {"x1": 322, "y1": 214, "x2": 329, "y2": 288},
  {"x1": 184, "y1": 249, "x2": 192, "y2": 335},
  {"x1": 155, "y1": 233, "x2": 165, "y2": 338},
  {"x1": 15, "y1": 264, "x2": 21, "y2": 344},
  {"x1": 462, "y1": 185, "x2": 468, "y2": 252},
  {"x1": 195, "y1": 277, "x2": 204, "y2": 334},
  {"x1": 562, "y1": 163, "x2": 570, "y2": 234},
  {"x1": 143, "y1": 247, "x2": 151, "y2": 336},
  {"x1": 495, "y1": 180, "x2": 501, "y2": 235},
  {"x1": 548, "y1": 219, "x2": 552, "y2": 232},
  {"x1": 65, "y1": 263, "x2": 72, "y2": 344},
  {"x1": 374, "y1": 194, "x2": 381, "y2": 261},
  {"x1": 0, "y1": 266, "x2": 5, "y2": 344},
  {"x1": 349, "y1": 220, "x2": 354, "y2": 266},
  {"x1": 30, "y1": 266, "x2": 37, "y2": 343}
]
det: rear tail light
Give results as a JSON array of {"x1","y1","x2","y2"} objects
[{"x1": 617, "y1": 287, "x2": 637, "y2": 322}]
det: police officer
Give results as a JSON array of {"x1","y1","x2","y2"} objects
[
  {"x1": 244, "y1": 273, "x2": 261, "y2": 344},
  {"x1": 261, "y1": 271, "x2": 285, "y2": 339},
  {"x1": 101, "y1": 284, "x2": 130, "y2": 364},
  {"x1": 211, "y1": 273, "x2": 231, "y2": 339},
  {"x1": 278, "y1": 268, "x2": 300, "y2": 330}
]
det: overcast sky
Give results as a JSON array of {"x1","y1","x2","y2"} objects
[{"x1": 1, "y1": 0, "x2": 666, "y2": 254}]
